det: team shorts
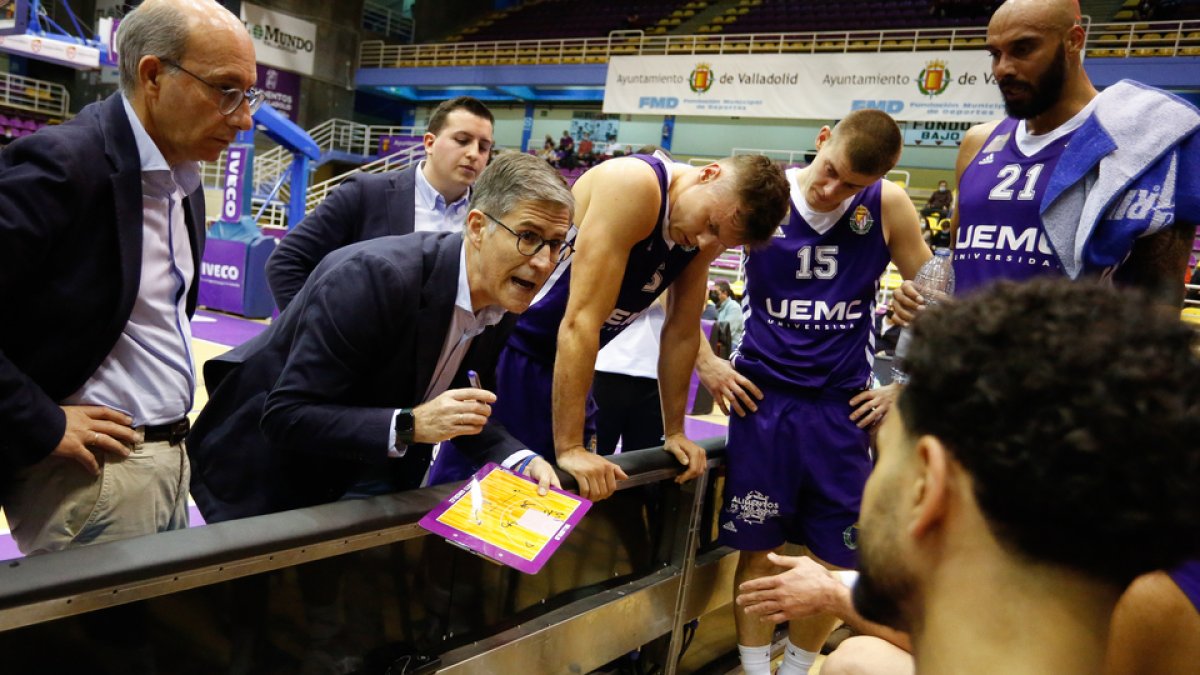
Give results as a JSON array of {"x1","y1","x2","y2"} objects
[{"x1": 717, "y1": 385, "x2": 872, "y2": 568}]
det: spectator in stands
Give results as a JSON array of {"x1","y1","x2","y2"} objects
[
  {"x1": 702, "y1": 292, "x2": 719, "y2": 320},
  {"x1": 738, "y1": 280, "x2": 1200, "y2": 675},
  {"x1": 920, "y1": 179, "x2": 953, "y2": 220},
  {"x1": 187, "y1": 154, "x2": 569, "y2": 522},
  {"x1": 538, "y1": 137, "x2": 559, "y2": 166},
  {"x1": 577, "y1": 132, "x2": 596, "y2": 167},
  {"x1": 711, "y1": 279, "x2": 744, "y2": 347},
  {"x1": 0, "y1": 0, "x2": 256, "y2": 555},
  {"x1": 557, "y1": 129, "x2": 576, "y2": 168},
  {"x1": 604, "y1": 139, "x2": 627, "y2": 157},
  {"x1": 266, "y1": 96, "x2": 495, "y2": 311},
  {"x1": 695, "y1": 110, "x2": 928, "y2": 675},
  {"x1": 894, "y1": 0, "x2": 1200, "y2": 321}
]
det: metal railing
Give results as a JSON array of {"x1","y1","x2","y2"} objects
[
  {"x1": 305, "y1": 141, "x2": 426, "y2": 213},
  {"x1": 360, "y1": 19, "x2": 1200, "y2": 68},
  {"x1": 0, "y1": 442, "x2": 731, "y2": 675},
  {"x1": 254, "y1": 118, "x2": 423, "y2": 192},
  {"x1": 732, "y1": 146, "x2": 814, "y2": 166},
  {"x1": 197, "y1": 120, "x2": 424, "y2": 228},
  {"x1": 1086, "y1": 19, "x2": 1200, "y2": 57},
  {"x1": 363, "y1": 0, "x2": 415, "y2": 42},
  {"x1": 0, "y1": 71, "x2": 69, "y2": 118}
]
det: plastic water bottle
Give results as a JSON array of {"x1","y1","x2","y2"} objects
[{"x1": 891, "y1": 249, "x2": 955, "y2": 385}]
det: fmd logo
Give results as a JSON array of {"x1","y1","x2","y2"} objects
[
  {"x1": 639, "y1": 96, "x2": 679, "y2": 109},
  {"x1": 851, "y1": 99, "x2": 904, "y2": 114}
]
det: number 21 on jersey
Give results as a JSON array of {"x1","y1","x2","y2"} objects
[{"x1": 988, "y1": 163, "x2": 1044, "y2": 201}]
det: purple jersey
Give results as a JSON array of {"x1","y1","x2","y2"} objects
[
  {"x1": 954, "y1": 117, "x2": 1070, "y2": 295},
  {"x1": 1169, "y1": 560, "x2": 1200, "y2": 615},
  {"x1": 734, "y1": 173, "x2": 890, "y2": 391},
  {"x1": 505, "y1": 154, "x2": 699, "y2": 360}
]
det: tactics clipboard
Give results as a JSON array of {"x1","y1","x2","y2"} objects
[{"x1": 418, "y1": 462, "x2": 592, "y2": 574}]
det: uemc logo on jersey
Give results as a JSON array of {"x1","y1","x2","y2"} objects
[
  {"x1": 955, "y1": 223, "x2": 1053, "y2": 254},
  {"x1": 604, "y1": 307, "x2": 643, "y2": 328},
  {"x1": 765, "y1": 298, "x2": 864, "y2": 322}
]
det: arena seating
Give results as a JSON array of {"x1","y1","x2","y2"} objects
[
  {"x1": 454, "y1": 0, "x2": 683, "y2": 42},
  {"x1": 0, "y1": 111, "x2": 50, "y2": 140},
  {"x1": 444, "y1": 0, "x2": 1000, "y2": 42},
  {"x1": 699, "y1": 0, "x2": 997, "y2": 35}
]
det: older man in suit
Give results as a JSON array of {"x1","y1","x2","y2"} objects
[
  {"x1": 187, "y1": 153, "x2": 571, "y2": 522},
  {"x1": 266, "y1": 96, "x2": 495, "y2": 311},
  {"x1": 0, "y1": 0, "x2": 256, "y2": 554}
]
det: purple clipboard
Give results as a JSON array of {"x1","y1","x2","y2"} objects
[{"x1": 419, "y1": 463, "x2": 592, "y2": 574}]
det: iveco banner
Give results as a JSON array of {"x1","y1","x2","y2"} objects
[
  {"x1": 603, "y1": 51, "x2": 1005, "y2": 122},
  {"x1": 240, "y1": 2, "x2": 316, "y2": 77}
]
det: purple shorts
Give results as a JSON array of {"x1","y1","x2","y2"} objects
[
  {"x1": 426, "y1": 345, "x2": 596, "y2": 484},
  {"x1": 717, "y1": 386, "x2": 871, "y2": 568},
  {"x1": 1169, "y1": 559, "x2": 1200, "y2": 615}
]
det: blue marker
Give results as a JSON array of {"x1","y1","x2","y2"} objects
[{"x1": 467, "y1": 370, "x2": 482, "y2": 389}]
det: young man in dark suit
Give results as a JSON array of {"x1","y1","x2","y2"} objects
[
  {"x1": 266, "y1": 96, "x2": 495, "y2": 310},
  {"x1": 187, "y1": 152, "x2": 571, "y2": 522}
]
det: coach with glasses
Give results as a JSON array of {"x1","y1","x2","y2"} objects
[
  {"x1": 186, "y1": 153, "x2": 572, "y2": 522},
  {"x1": 0, "y1": 0, "x2": 257, "y2": 554}
]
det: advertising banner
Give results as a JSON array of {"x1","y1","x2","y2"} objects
[
  {"x1": 378, "y1": 134, "x2": 423, "y2": 156},
  {"x1": 198, "y1": 239, "x2": 247, "y2": 313},
  {"x1": 220, "y1": 145, "x2": 250, "y2": 223},
  {"x1": 256, "y1": 64, "x2": 301, "y2": 122},
  {"x1": 0, "y1": 33, "x2": 99, "y2": 69},
  {"x1": 903, "y1": 120, "x2": 975, "y2": 146},
  {"x1": 241, "y1": 2, "x2": 316, "y2": 77},
  {"x1": 603, "y1": 51, "x2": 1005, "y2": 122}
]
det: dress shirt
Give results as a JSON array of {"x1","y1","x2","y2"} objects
[
  {"x1": 62, "y1": 97, "x2": 197, "y2": 426},
  {"x1": 388, "y1": 243, "x2": 505, "y2": 456},
  {"x1": 413, "y1": 160, "x2": 472, "y2": 234}
]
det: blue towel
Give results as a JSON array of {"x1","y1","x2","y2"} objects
[{"x1": 1040, "y1": 80, "x2": 1200, "y2": 278}]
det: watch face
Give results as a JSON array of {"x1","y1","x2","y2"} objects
[{"x1": 396, "y1": 409, "x2": 415, "y2": 441}]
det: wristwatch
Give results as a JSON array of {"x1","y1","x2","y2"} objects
[{"x1": 394, "y1": 408, "x2": 415, "y2": 445}]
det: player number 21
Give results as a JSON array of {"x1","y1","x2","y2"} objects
[
  {"x1": 796, "y1": 245, "x2": 838, "y2": 280},
  {"x1": 988, "y1": 163, "x2": 1044, "y2": 201}
]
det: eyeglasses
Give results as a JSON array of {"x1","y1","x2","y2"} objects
[
  {"x1": 483, "y1": 212, "x2": 575, "y2": 264},
  {"x1": 161, "y1": 59, "x2": 265, "y2": 116}
]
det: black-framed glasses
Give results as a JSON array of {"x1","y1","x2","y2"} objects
[
  {"x1": 161, "y1": 59, "x2": 265, "y2": 116},
  {"x1": 483, "y1": 212, "x2": 575, "y2": 264}
]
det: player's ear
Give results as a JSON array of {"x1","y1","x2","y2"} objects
[
  {"x1": 814, "y1": 126, "x2": 833, "y2": 150},
  {"x1": 701, "y1": 162, "x2": 723, "y2": 183},
  {"x1": 909, "y1": 435, "x2": 950, "y2": 540}
]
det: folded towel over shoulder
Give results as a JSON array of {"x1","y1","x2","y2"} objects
[{"x1": 1040, "y1": 79, "x2": 1200, "y2": 278}]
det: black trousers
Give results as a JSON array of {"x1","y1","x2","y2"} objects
[{"x1": 593, "y1": 371, "x2": 664, "y2": 455}]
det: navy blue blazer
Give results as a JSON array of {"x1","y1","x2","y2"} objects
[
  {"x1": 266, "y1": 165, "x2": 419, "y2": 311},
  {"x1": 0, "y1": 94, "x2": 205, "y2": 483},
  {"x1": 188, "y1": 231, "x2": 525, "y2": 522}
]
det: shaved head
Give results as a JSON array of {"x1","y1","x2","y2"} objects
[
  {"x1": 990, "y1": 0, "x2": 1080, "y2": 35},
  {"x1": 986, "y1": 0, "x2": 1094, "y2": 129}
]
